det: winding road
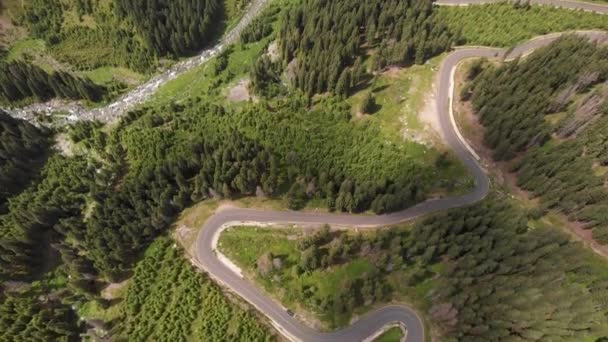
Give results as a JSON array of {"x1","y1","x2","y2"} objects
[
  {"x1": 194, "y1": 4, "x2": 608, "y2": 342},
  {"x1": 3, "y1": 0, "x2": 607, "y2": 340}
]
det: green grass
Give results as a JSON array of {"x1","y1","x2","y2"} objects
[
  {"x1": 436, "y1": 3, "x2": 608, "y2": 47},
  {"x1": 219, "y1": 226, "x2": 422, "y2": 329},
  {"x1": 78, "y1": 299, "x2": 124, "y2": 322},
  {"x1": 219, "y1": 226, "x2": 302, "y2": 268},
  {"x1": 347, "y1": 53, "x2": 473, "y2": 196},
  {"x1": 374, "y1": 326, "x2": 404, "y2": 342},
  {"x1": 84, "y1": 66, "x2": 144, "y2": 86},
  {"x1": 4, "y1": 38, "x2": 61, "y2": 72},
  {"x1": 5, "y1": 39, "x2": 46, "y2": 61},
  {"x1": 151, "y1": 39, "x2": 269, "y2": 105},
  {"x1": 303, "y1": 258, "x2": 375, "y2": 300},
  {"x1": 349, "y1": 54, "x2": 443, "y2": 137}
]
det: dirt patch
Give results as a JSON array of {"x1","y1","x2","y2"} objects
[
  {"x1": 54, "y1": 133, "x2": 75, "y2": 157},
  {"x1": 418, "y1": 71, "x2": 443, "y2": 145},
  {"x1": 227, "y1": 79, "x2": 251, "y2": 102},
  {"x1": 267, "y1": 40, "x2": 280, "y2": 63},
  {"x1": 0, "y1": 11, "x2": 25, "y2": 47},
  {"x1": 284, "y1": 58, "x2": 298, "y2": 85},
  {"x1": 175, "y1": 224, "x2": 194, "y2": 247},
  {"x1": 383, "y1": 66, "x2": 402, "y2": 79},
  {"x1": 101, "y1": 280, "x2": 129, "y2": 300},
  {"x1": 560, "y1": 217, "x2": 608, "y2": 259}
]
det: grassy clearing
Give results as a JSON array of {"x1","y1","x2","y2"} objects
[
  {"x1": 84, "y1": 67, "x2": 144, "y2": 87},
  {"x1": 151, "y1": 39, "x2": 269, "y2": 105},
  {"x1": 436, "y1": 3, "x2": 608, "y2": 47},
  {"x1": 348, "y1": 53, "x2": 473, "y2": 196},
  {"x1": 4, "y1": 38, "x2": 61, "y2": 72},
  {"x1": 219, "y1": 225, "x2": 431, "y2": 330},
  {"x1": 374, "y1": 326, "x2": 404, "y2": 342},
  {"x1": 172, "y1": 196, "x2": 330, "y2": 252},
  {"x1": 219, "y1": 226, "x2": 302, "y2": 269},
  {"x1": 78, "y1": 298, "x2": 124, "y2": 323},
  {"x1": 349, "y1": 54, "x2": 443, "y2": 139}
]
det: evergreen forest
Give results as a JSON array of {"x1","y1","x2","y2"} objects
[
  {"x1": 0, "y1": 111, "x2": 49, "y2": 212},
  {"x1": 2, "y1": 0, "x2": 608, "y2": 340},
  {"x1": 466, "y1": 36, "x2": 608, "y2": 244}
]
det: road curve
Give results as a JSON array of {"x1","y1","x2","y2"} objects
[
  {"x1": 435, "y1": 0, "x2": 608, "y2": 14},
  {"x1": 195, "y1": 30, "x2": 608, "y2": 342}
]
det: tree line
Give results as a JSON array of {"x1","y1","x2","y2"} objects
[
  {"x1": 275, "y1": 0, "x2": 455, "y2": 97},
  {"x1": 114, "y1": 0, "x2": 223, "y2": 57},
  {"x1": 0, "y1": 60, "x2": 107, "y2": 103},
  {"x1": 0, "y1": 89, "x2": 443, "y2": 279},
  {"x1": 0, "y1": 112, "x2": 50, "y2": 213}
]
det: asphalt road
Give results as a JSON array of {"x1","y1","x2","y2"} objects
[
  {"x1": 195, "y1": 29, "x2": 608, "y2": 342},
  {"x1": 435, "y1": 0, "x2": 608, "y2": 14}
]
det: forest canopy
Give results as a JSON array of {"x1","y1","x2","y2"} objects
[
  {"x1": 466, "y1": 36, "x2": 608, "y2": 243},
  {"x1": 0, "y1": 112, "x2": 49, "y2": 213},
  {"x1": 276, "y1": 0, "x2": 455, "y2": 97},
  {"x1": 114, "y1": 0, "x2": 223, "y2": 57}
]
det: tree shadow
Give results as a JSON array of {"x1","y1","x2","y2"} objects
[{"x1": 372, "y1": 84, "x2": 389, "y2": 93}]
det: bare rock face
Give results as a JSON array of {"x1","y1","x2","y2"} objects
[{"x1": 257, "y1": 252, "x2": 274, "y2": 276}]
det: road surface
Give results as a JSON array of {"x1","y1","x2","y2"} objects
[
  {"x1": 3, "y1": 0, "x2": 605, "y2": 340},
  {"x1": 195, "y1": 29, "x2": 608, "y2": 342},
  {"x1": 435, "y1": 0, "x2": 608, "y2": 13}
]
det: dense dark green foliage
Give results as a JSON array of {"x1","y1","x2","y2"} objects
[
  {"x1": 75, "y1": 89, "x2": 446, "y2": 277},
  {"x1": 0, "y1": 286, "x2": 82, "y2": 341},
  {"x1": 21, "y1": 0, "x2": 154, "y2": 72},
  {"x1": 22, "y1": 0, "x2": 64, "y2": 43},
  {"x1": 240, "y1": 5, "x2": 280, "y2": 44},
  {"x1": 0, "y1": 60, "x2": 106, "y2": 103},
  {"x1": 278, "y1": 0, "x2": 455, "y2": 96},
  {"x1": 115, "y1": 0, "x2": 222, "y2": 57},
  {"x1": 467, "y1": 36, "x2": 608, "y2": 243},
  {"x1": 468, "y1": 36, "x2": 608, "y2": 160},
  {"x1": 249, "y1": 54, "x2": 283, "y2": 97},
  {"x1": 0, "y1": 112, "x2": 49, "y2": 213},
  {"x1": 0, "y1": 155, "x2": 95, "y2": 280},
  {"x1": 434, "y1": 3, "x2": 608, "y2": 47},
  {"x1": 404, "y1": 198, "x2": 608, "y2": 340},
  {"x1": 119, "y1": 237, "x2": 271, "y2": 341},
  {"x1": 516, "y1": 116, "x2": 608, "y2": 243}
]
